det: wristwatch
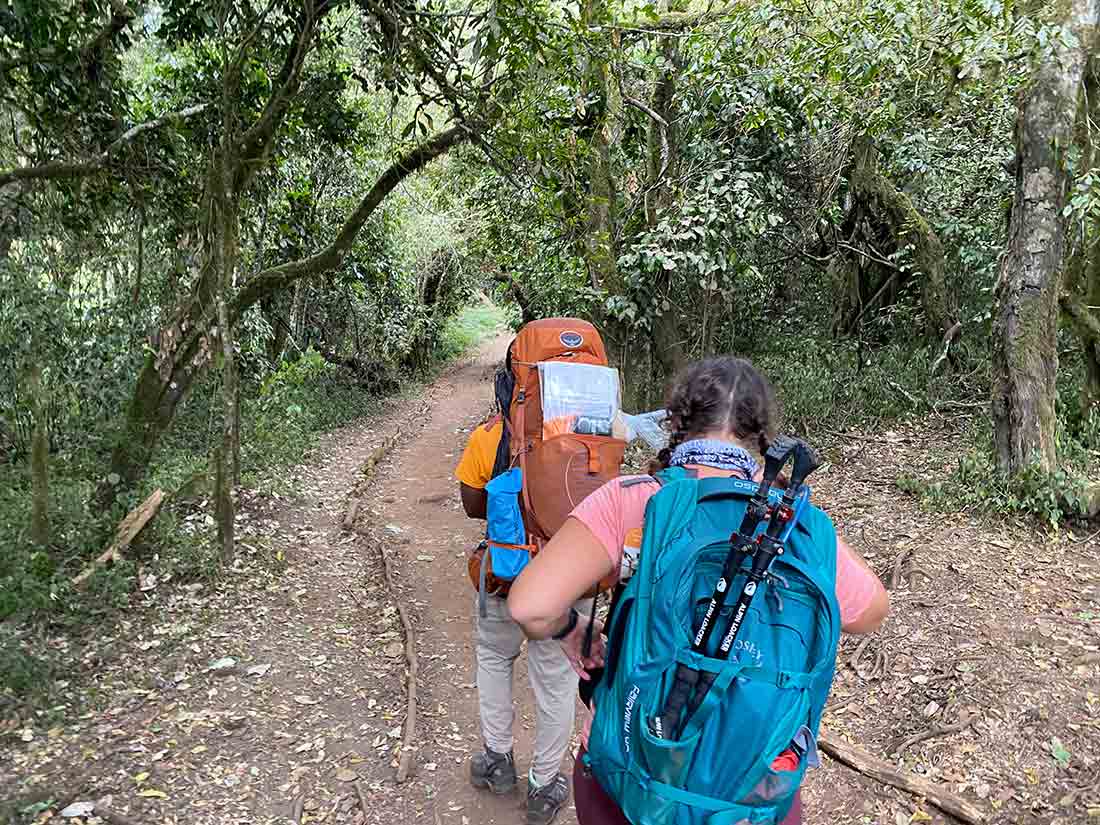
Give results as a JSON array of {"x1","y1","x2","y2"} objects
[{"x1": 551, "y1": 608, "x2": 579, "y2": 640}]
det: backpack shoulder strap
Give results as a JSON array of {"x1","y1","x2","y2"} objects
[{"x1": 620, "y1": 475, "x2": 660, "y2": 489}]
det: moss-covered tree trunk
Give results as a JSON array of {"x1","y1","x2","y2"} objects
[
  {"x1": 29, "y1": 362, "x2": 49, "y2": 547},
  {"x1": 1066, "y1": 57, "x2": 1100, "y2": 416},
  {"x1": 992, "y1": 0, "x2": 1099, "y2": 474},
  {"x1": 95, "y1": 123, "x2": 470, "y2": 507},
  {"x1": 831, "y1": 137, "x2": 955, "y2": 340}
]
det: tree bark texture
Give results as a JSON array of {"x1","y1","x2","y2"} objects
[
  {"x1": 992, "y1": 0, "x2": 1099, "y2": 474},
  {"x1": 30, "y1": 362, "x2": 49, "y2": 547},
  {"x1": 1067, "y1": 58, "x2": 1100, "y2": 415}
]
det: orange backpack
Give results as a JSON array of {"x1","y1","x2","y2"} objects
[{"x1": 468, "y1": 318, "x2": 626, "y2": 600}]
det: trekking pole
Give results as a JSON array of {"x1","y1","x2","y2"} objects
[
  {"x1": 650, "y1": 437, "x2": 798, "y2": 740},
  {"x1": 678, "y1": 441, "x2": 822, "y2": 736}
]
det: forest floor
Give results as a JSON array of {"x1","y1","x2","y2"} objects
[{"x1": 3, "y1": 335, "x2": 1098, "y2": 825}]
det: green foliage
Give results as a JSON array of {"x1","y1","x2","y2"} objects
[
  {"x1": 899, "y1": 410, "x2": 1100, "y2": 529},
  {"x1": 436, "y1": 301, "x2": 510, "y2": 361}
]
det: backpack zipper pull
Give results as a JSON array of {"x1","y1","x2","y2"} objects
[{"x1": 765, "y1": 572, "x2": 788, "y2": 612}]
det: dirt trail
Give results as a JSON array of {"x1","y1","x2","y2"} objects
[
  {"x1": 3, "y1": 335, "x2": 573, "y2": 825},
  {"x1": 6, "y1": 335, "x2": 1098, "y2": 825}
]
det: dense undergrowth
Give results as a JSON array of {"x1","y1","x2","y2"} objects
[{"x1": 0, "y1": 302, "x2": 507, "y2": 707}]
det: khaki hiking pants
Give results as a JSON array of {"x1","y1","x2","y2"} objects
[{"x1": 475, "y1": 595, "x2": 578, "y2": 786}]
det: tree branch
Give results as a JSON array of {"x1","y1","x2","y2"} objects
[
  {"x1": 231, "y1": 123, "x2": 470, "y2": 319},
  {"x1": 616, "y1": 2, "x2": 740, "y2": 33},
  {"x1": 236, "y1": 4, "x2": 333, "y2": 175},
  {"x1": 80, "y1": 0, "x2": 137, "y2": 69},
  {"x1": 0, "y1": 104, "x2": 208, "y2": 186},
  {"x1": 1061, "y1": 292, "x2": 1100, "y2": 342},
  {"x1": 623, "y1": 94, "x2": 668, "y2": 127}
]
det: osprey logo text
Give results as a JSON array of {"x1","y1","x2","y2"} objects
[
  {"x1": 744, "y1": 581, "x2": 757, "y2": 596},
  {"x1": 622, "y1": 685, "x2": 641, "y2": 752},
  {"x1": 559, "y1": 330, "x2": 583, "y2": 348}
]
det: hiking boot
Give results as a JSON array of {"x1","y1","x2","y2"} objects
[
  {"x1": 526, "y1": 773, "x2": 569, "y2": 825},
  {"x1": 470, "y1": 747, "x2": 516, "y2": 795}
]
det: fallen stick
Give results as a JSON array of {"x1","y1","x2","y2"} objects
[
  {"x1": 849, "y1": 636, "x2": 873, "y2": 672},
  {"x1": 899, "y1": 712, "x2": 975, "y2": 754},
  {"x1": 818, "y1": 729, "x2": 985, "y2": 825},
  {"x1": 73, "y1": 489, "x2": 165, "y2": 586},
  {"x1": 888, "y1": 546, "x2": 911, "y2": 590},
  {"x1": 354, "y1": 779, "x2": 370, "y2": 816},
  {"x1": 375, "y1": 537, "x2": 419, "y2": 783}
]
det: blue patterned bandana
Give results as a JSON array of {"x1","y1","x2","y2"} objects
[{"x1": 668, "y1": 438, "x2": 758, "y2": 478}]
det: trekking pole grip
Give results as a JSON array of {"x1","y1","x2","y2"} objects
[{"x1": 788, "y1": 441, "x2": 822, "y2": 488}]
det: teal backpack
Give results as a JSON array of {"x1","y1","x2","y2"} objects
[{"x1": 585, "y1": 466, "x2": 841, "y2": 825}]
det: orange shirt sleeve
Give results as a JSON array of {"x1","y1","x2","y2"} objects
[{"x1": 455, "y1": 418, "x2": 503, "y2": 490}]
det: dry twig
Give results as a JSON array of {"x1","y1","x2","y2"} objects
[{"x1": 897, "y1": 711, "x2": 976, "y2": 754}]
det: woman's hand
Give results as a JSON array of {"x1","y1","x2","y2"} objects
[{"x1": 560, "y1": 616, "x2": 606, "y2": 680}]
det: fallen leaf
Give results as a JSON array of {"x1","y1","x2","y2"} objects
[
  {"x1": 417, "y1": 555, "x2": 435, "y2": 562},
  {"x1": 191, "y1": 745, "x2": 207, "y2": 755},
  {"x1": 1051, "y1": 737, "x2": 1071, "y2": 767},
  {"x1": 910, "y1": 812, "x2": 932, "y2": 823},
  {"x1": 134, "y1": 771, "x2": 150, "y2": 784},
  {"x1": 383, "y1": 642, "x2": 403, "y2": 657},
  {"x1": 209, "y1": 657, "x2": 236, "y2": 671},
  {"x1": 335, "y1": 768, "x2": 359, "y2": 782},
  {"x1": 387, "y1": 726, "x2": 402, "y2": 738},
  {"x1": 59, "y1": 802, "x2": 95, "y2": 818},
  {"x1": 294, "y1": 695, "x2": 320, "y2": 705},
  {"x1": 138, "y1": 788, "x2": 168, "y2": 799},
  {"x1": 246, "y1": 664, "x2": 271, "y2": 677},
  {"x1": 424, "y1": 762, "x2": 437, "y2": 771}
]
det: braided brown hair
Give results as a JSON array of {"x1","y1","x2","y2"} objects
[{"x1": 654, "y1": 357, "x2": 777, "y2": 471}]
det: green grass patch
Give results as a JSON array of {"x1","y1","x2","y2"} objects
[
  {"x1": 436, "y1": 299, "x2": 508, "y2": 361},
  {"x1": 898, "y1": 412, "x2": 1100, "y2": 529}
]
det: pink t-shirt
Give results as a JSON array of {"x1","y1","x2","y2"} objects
[{"x1": 571, "y1": 471, "x2": 880, "y2": 626}]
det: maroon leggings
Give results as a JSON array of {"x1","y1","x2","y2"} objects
[{"x1": 572, "y1": 751, "x2": 802, "y2": 825}]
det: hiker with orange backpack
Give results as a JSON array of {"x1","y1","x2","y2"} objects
[
  {"x1": 507, "y1": 357, "x2": 890, "y2": 825},
  {"x1": 455, "y1": 319, "x2": 629, "y2": 825}
]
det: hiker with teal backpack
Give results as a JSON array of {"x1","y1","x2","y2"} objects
[{"x1": 508, "y1": 357, "x2": 889, "y2": 825}]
